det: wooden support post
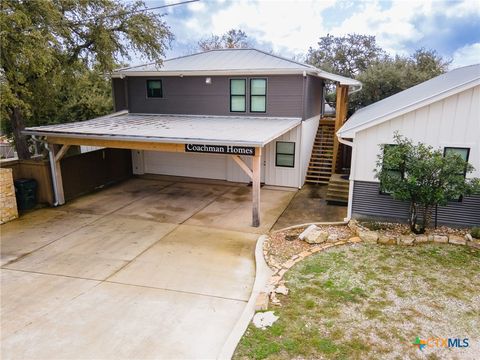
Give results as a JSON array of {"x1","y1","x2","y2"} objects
[
  {"x1": 332, "y1": 84, "x2": 349, "y2": 174},
  {"x1": 48, "y1": 144, "x2": 69, "y2": 205},
  {"x1": 252, "y1": 148, "x2": 262, "y2": 227}
]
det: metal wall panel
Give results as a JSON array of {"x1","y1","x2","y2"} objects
[
  {"x1": 304, "y1": 75, "x2": 323, "y2": 119},
  {"x1": 352, "y1": 181, "x2": 480, "y2": 227},
  {"x1": 125, "y1": 75, "x2": 305, "y2": 118}
]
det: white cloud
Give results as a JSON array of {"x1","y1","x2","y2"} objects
[
  {"x1": 451, "y1": 43, "x2": 480, "y2": 68},
  {"x1": 164, "y1": 0, "x2": 479, "y2": 61}
]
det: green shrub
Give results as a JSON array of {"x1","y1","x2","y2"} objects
[{"x1": 471, "y1": 227, "x2": 480, "y2": 239}]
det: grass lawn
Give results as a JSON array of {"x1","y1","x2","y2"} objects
[{"x1": 234, "y1": 243, "x2": 480, "y2": 360}]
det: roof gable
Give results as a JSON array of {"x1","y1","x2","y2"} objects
[
  {"x1": 338, "y1": 64, "x2": 480, "y2": 138},
  {"x1": 113, "y1": 48, "x2": 361, "y2": 87}
]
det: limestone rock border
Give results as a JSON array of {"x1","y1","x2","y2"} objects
[{"x1": 348, "y1": 220, "x2": 479, "y2": 249}]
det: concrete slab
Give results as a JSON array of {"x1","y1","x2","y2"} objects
[
  {"x1": 114, "y1": 182, "x2": 231, "y2": 223},
  {"x1": 60, "y1": 178, "x2": 172, "y2": 215},
  {"x1": 108, "y1": 224, "x2": 257, "y2": 301},
  {"x1": 1, "y1": 282, "x2": 246, "y2": 360},
  {"x1": 185, "y1": 186, "x2": 296, "y2": 233},
  {"x1": 5, "y1": 215, "x2": 177, "y2": 280},
  {"x1": 271, "y1": 184, "x2": 347, "y2": 230},
  {"x1": 0, "y1": 269, "x2": 100, "y2": 339},
  {"x1": 0, "y1": 209, "x2": 100, "y2": 266}
]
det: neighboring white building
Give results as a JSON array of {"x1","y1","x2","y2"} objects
[{"x1": 338, "y1": 64, "x2": 480, "y2": 227}]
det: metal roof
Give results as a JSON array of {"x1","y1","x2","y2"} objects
[
  {"x1": 24, "y1": 112, "x2": 301, "y2": 147},
  {"x1": 113, "y1": 48, "x2": 361, "y2": 87},
  {"x1": 338, "y1": 64, "x2": 480, "y2": 138}
]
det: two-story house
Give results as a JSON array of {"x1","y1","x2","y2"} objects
[{"x1": 24, "y1": 49, "x2": 360, "y2": 226}]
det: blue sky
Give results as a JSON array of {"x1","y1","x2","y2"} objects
[{"x1": 138, "y1": 0, "x2": 480, "y2": 68}]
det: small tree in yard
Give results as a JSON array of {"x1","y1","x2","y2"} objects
[{"x1": 375, "y1": 134, "x2": 480, "y2": 234}]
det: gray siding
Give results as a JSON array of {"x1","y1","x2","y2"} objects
[
  {"x1": 304, "y1": 75, "x2": 324, "y2": 119},
  {"x1": 112, "y1": 78, "x2": 128, "y2": 111},
  {"x1": 123, "y1": 75, "x2": 305, "y2": 118},
  {"x1": 352, "y1": 181, "x2": 480, "y2": 227}
]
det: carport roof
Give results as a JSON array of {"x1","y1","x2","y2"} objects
[{"x1": 23, "y1": 111, "x2": 302, "y2": 147}]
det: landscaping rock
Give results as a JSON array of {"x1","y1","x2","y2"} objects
[
  {"x1": 378, "y1": 234, "x2": 396, "y2": 245},
  {"x1": 433, "y1": 235, "x2": 449, "y2": 243},
  {"x1": 415, "y1": 234, "x2": 429, "y2": 243},
  {"x1": 465, "y1": 233, "x2": 473, "y2": 242},
  {"x1": 449, "y1": 235, "x2": 466, "y2": 245},
  {"x1": 399, "y1": 235, "x2": 415, "y2": 246},
  {"x1": 327, "y1": 233, "x2": 338, "y2": 243},
  {"x1": 275, "y1": 285, "x2": 289, "y2": 296},
  {"x1": 358, "y1": 230, "x2": 379, "y2": 244},
  {"x1": 305, "y1": 230, "x2": 328, "y2": 244},
  {"x1": 348, "y1": 236, "x2": 362, "y2": 243},
  {"x1": 298, "y1": 224, "x2": 319, "y2": 240},
  {"x1": 253, "y1": 311, "x2": 279, "y2": 329},
  {"x1": 255, "y1": 292, "x2": 269, "y2": 311},
  {"x1": 348, "y1": 220, "x2": 361, "y2": 233},
  {"x1": 467, "y1": 241, "x2": 480, "y2": 250}
]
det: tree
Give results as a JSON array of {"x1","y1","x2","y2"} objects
[
  {"x1": 306, "y1": 34, "x2": 386, "y2": 78},
  {"x1": 198, "y1": 29, "x2": 250, "y2": 51},
  {"x1": 352, "y1": 49, "x2": 450, "y2": 108},
  {"x1": 375, "y1": 134, "x2": 480, "y2": 234},
  {"x1": 0, "y1": 0, "x2": 173, "y2": 159}
]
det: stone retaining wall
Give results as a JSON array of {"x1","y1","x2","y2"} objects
[{"x1": 0, "y1": 168, "x2": 18, "y2": 224}]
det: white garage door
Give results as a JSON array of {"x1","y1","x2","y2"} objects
[{"x1": 143, "y1": 151, "x2": 228, "y2": 180}]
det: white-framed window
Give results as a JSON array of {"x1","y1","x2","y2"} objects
[{"x1": 276, "y1": 141, "x2": 295, "y2": 168}]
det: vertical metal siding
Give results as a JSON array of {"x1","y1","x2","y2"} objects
[
  {"x1": 304, "y1": 75, "x2": 324, "y2": 119},
  {"x1": 264, "y1": 125, "x2": 302, "y2": 188},
  {"x1": 352, "y1": 181, "x2": 480, "y2": 227},
  {"x1": 126, "y1": 75, "x2": 304, "y2": 118},
  {"x1": 353, "y1": 86, "x2": 480, "y2": 182},
  {"x1": 112, "y1": 78, "x2": 128, "y2": 111},
  {"x1": 300, "y1": 116, "x2": 320, "y2": 185}
]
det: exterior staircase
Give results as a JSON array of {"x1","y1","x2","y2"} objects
[
  {"x1": 305, "y1": 120, "x2": 335, "y2": 184},
  {"x1": 326, "y1": 173, "x2": 349, "y2": 204}
]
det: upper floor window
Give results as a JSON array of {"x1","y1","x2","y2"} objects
[
  {"x1": 230, "y1": 79, "x2": 246, "y2": 112},
  {"x1": 250, "y1": 78, "x2": 267, "y2": 113},
  {"x1": 147, "y1": 80, "x2": 163, "y2": 98}
]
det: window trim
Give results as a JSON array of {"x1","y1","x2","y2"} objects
[
  {"x1": 146, "y1": 79, "x2": 163, "y2": 99},
  {"x1": 249, "y1": 78, "x2": 267, "y2": 113},
  {"x1": 230, "y1": 78, "x2": 247, "y2": 113},
  {"x1": 275, "y1": 141, "x2": 295, "y2": 168},
  {"x1": 443, "y1": 147, "x2": 470, "y2": 202}
]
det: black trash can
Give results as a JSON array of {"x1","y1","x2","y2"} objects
[{"x1": 14, "y1": 178, "x2": 38, "y2": 211}]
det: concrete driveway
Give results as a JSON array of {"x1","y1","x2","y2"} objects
[{"x1": 0, "y1": 176, "x2": 295, "y2": 359}]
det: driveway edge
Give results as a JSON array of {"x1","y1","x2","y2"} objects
[{"x1": 217, "y1": 234, "x2": 273, "y2": 360}]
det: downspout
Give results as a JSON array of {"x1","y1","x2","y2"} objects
[{"x1": 32, "y1": 135, "x2": 60, "y2": 206}]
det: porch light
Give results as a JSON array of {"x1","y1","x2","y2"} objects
[{"x1": 205, "y1": 77, "x2": 212, "y2": 84}]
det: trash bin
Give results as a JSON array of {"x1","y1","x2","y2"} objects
[{"x1": 14, "y1": 178, "x2": 38, "y2": 211}]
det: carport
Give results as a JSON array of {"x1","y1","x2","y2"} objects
[{"x1": 24, "y1": 111, "x2": 301, "y2": 227}]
